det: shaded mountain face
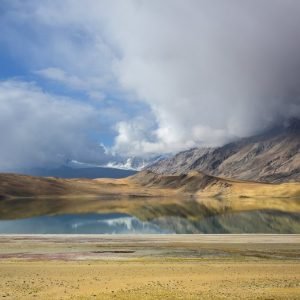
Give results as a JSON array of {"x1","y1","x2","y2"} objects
[{"x1": 147, "y1": 120, "x2": 300, "y2": 183}]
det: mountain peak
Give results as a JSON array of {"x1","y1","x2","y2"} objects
[{"x1": 147, "y1": 123, "x2": 300, "y2": 183}]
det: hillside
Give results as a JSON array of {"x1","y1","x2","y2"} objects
[
  {"x1": 1, "y1": 171, "x2": 299, "y2": 201},
  {"x1": 0, "y1": 173, "x2": 178, "y2": 199},
  {"x1": 133, "y1": 170, "x2": 300, "y2": 199},
  {"x1": 147, "y1": 119, "x2": 300, "y2": 183}
]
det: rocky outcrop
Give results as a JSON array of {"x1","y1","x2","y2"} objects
[{"x1": 147, "y1": 120, "x2": 300, "y2": 183}]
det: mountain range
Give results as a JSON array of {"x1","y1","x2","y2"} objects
[
  {"x1": 17, "y1": 156, "x2": 165, "y2": 179},
  {"x1": 147, "y1": 119, "x2": 300, "y2": 183}
]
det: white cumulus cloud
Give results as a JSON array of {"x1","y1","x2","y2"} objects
[{"x1": 0, "y1": 80, "x2": 109, "y2": 170}]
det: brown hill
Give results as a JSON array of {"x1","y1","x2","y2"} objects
[
  {"x1": 132, "y1": 170, "x2": 300, "y2": 199},
  {"x1": 0, "y1": 170, "x2": 299, "y2": 202},
  {"x1": 131, "y1": 170, "x2": 219, "y2": 192}
]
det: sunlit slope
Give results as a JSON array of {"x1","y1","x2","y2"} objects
[
  {"x1": 0, "y1": 171, "x2": 299, "y2": 200},
  {"x1": 0, "y1": 173, "x2": 178, "y2": 199},
  {"x1": 132, "y1": 171, "x2": 300, "y2": 199}
]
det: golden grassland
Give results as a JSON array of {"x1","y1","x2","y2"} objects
[
  {"x1": 197, "y1": 178, "x2": 300, "y2": 199},
  {"x1": 1, "y1": 171, "x2": 300, "y2": 201},
  {"x1": 0, "y1": 235, "x2": 299, "y2": 300}
]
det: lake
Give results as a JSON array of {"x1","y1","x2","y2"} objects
[{"x1": 0, "y1": 210, "x2": 299, "y2": 234}]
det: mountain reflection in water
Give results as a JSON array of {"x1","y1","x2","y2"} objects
[
  {"x1": 152, "y1": 210, "x2": 300, "y2": 234},
  {"x1": 0, "y1": 213, "x2": 170, "y2": 234},
  {"x1": 0, "y1": 210, "x2": 299, "y2": 234}
]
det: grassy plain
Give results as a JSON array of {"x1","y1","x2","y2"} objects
[{"x1": 0, "y1": 235, "x2": 299, "y2": 299}]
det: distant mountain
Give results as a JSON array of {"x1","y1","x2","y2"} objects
[
  {"x1": 14, "y1": 155, "x2": 166, "y2": 179},
  {"x1": 147, "y1": 119, "x2": 300, "y2": 183},
  {"x1": 23, "y1": 165, "x2": 137, "y2": 179}
]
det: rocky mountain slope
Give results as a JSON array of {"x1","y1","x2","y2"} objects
[{"x1": 147, "y1": 119, "x2": 300, "y2": 183}]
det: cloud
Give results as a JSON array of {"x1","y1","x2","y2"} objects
[
  {"x1": 35, "y1": 68, "x2": 86, "y2": 90},
  {"x1": 113, "y1": 117, "x2": 158, "y2": 156},
  {"x1": 1, "y1": 0, "x2": 300, "y2": 159},
  {"x1": 0, "y1": 0, "x2": 117, "y2": 100},
  {"x1": 109, "y1": 0, "x2": 300, "y2": 154},
  {"x1": 0, "y1": 80, "x2": 111, "y2": 171},
  {"x1": 35, "y1": 67, "x2": 107, "y2": 100}
]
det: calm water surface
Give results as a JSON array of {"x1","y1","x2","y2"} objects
[
  {"x1": 0, "y1": 213, "x2": 170, "y2": 234},
  {"x1": 0, "y1": 210, "x2": 299, "y2": 234}
]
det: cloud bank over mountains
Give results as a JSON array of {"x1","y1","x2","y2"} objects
[
  {"x1": 110, "y1": 0, "x2": 300, "y2": 153},
  {"x1": 1, "y1": 0, "x2": 300, "y2": 169}
]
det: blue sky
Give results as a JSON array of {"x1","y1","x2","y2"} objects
[
  {"x1": 0, "y1": 1, "x2": 138, "y2": 147},
  {"x1": 0, "y1": 1, "x2": 156, "y2": 170},
  {"x1": 0, "y1": 0, "x2": 299, "y2": 170}
]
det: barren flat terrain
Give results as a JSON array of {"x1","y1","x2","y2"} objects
[{"x1": 0, "y1": 235, "x2": 299, "y2": 299}]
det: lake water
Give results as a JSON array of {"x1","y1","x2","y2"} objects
[
  {"x1": 0, "y1": 213, "x2": 170, "y2": 234},
  {"x1": 0, "y1": 210, "x2": 299, "y2": 234}
]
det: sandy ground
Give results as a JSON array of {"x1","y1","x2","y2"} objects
[{"x1": 0, "y1": 235, "x2": 299, "y2": 299}]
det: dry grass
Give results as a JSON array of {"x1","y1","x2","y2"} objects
[
  {"x1": 0, "y1": 235, "x2": 299, "y2": 299},
  {"x1": 1, "y1": 260, "x2": 299, "y2": 300},
  {"x1": 1, "y1": 172, "x2": 300, "y2": 202},
  {"x1": 198, "y1": 179, "x2": 300, "y2": 199}
]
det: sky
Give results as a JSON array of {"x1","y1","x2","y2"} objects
[{"x1": 1, "y1": 0, "x2": 300, "y2": 171}]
